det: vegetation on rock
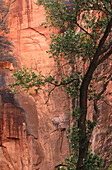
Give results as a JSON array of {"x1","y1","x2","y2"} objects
[
  {"x1": 10, "y1": 0, "x2": 112, "y2": 169},
  {"x1": 0, "y1": 0, "x2": 14, "y2": 63}
]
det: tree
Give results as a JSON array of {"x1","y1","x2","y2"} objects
[
  {"x1": 0, "y1": 0, "x2": 14, "y2": 63},
  {"x1": 10, "y1": 0, "x2": 112, "y2": 169}
]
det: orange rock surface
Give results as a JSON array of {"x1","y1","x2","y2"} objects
[
  {"x1": 0, "y1": 0, "x2": 111, "y2": 169},
  {"x1": 0, "y1": 0, "x2": 70, "y2": 169}
]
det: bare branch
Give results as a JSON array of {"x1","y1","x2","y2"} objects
[
  {"x1": 75, "y1": 22, "x2": 94, "y2": 40},
  {"x1": 97, "y1": 75, "x2": 112, "y2": 98},
  {"x1": 94, "y1": 74, "x2": 112, "y2": 104},
  {"x1": 45, "y1": 86, "x2": 56, "y2": 104},
  {"x1": 104, "y1": 0, "x2": 112, "y2": 7},
  {"x1": 97, "y1": 48, "x2": 112, "y2": 65},
  {"x1": 99, "y1": 41, "x2": 112, "y2": 56},
  {"x1": 93, "y1": 74, "x2": 112, "y2": 120},
  {"x1": 101, "y1": 1, "x2": 112, "y2": 15},
  {"x1": 102, "y1": 99, "x2": 112, "y2": 107},
  {"x1": 96, "y1": 17, "x2": 112, "y2": 56}
]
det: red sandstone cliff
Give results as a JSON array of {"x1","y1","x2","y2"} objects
[
  {"x1": 0, "y1": 0, "x2": 70, "y2": 169},
  {"x1": 0, "y1": 0, "x2": 111, "y2": 169}
]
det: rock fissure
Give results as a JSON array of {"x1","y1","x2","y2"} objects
[
  {"x1": 21, "y1": 27, "x2": 48, "y2": 41},
  {"x1": 1, "y1": 0, "x2": 111, "y2": 169},
  {"x1": 27, "y1": 133, "x2": 38, "y2": 140},
  {"x1": 25, "y1": 36, "x2": 44, "y2": 51},
  {"x1": 6, "y1": 137, "x2": 19, "y2": 140}
]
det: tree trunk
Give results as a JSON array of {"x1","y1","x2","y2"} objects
[
  {"x1": 76, "y1": 17, "x2": 112, "y2": 169},
  {"x1": 76, "y1": 58, "x2": 98, "y2": 169}
]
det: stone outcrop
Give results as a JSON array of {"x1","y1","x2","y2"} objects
[
  {"x1": 0, "y1": 0, "x2": 70, "y2": 169},
  {"x1": 0, "y1": 0, "x2": 111, "y2": 169},
  {"x1": 91, "y1": 83, "x2": 112, "y2": 167}
]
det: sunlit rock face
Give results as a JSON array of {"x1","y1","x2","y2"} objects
[
  {"x1": 0, "y1": 0, "x2": 70, "y2": 169},
  {"x1": 0, "y1": 64, "x2": 43, "y2": 170},
  {"x1": 0, "y1": 0, "x2": 111, "y2": 169}
]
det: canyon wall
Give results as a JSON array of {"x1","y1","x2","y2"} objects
[
  {"x1": 0, "y1": 0, "x2": 70, "y2": 169},
  {"x1": 0, "y1": 0, "x2": 111, "y2": 169}
]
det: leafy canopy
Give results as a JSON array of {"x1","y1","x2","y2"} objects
[{"x1": 10, "y1": 0, "x2": 112, "y2": 169}]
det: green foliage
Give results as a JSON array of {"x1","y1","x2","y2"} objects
[
  {"x1": 58, "y1": 152, "x2": 107, "y2": 170},
  {"x1": 86, "y1": 120, "x2": 96, "y2": 136},
  {"x1": 9, "y1": 67, "x2": 45, "y2": 94},
  {"x1": 10, "y1": 0, "x2": 112, "y2": 169},
  {"x1": 58, "y1": 117, "x2": 106, "y2": 170},
  {"x1": 83, "y1": 152, "x2": 107, "y2": 170}
]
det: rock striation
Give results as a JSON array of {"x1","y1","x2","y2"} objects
[
  {"x1": 0, "y1": 0, "x2": 111, "y2": 169},
  {"x1": 0, "y1": 0, "x2": 70, "y2": 169}
]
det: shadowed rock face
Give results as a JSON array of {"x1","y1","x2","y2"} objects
[
  {"x1": 0, "y1": 64, "x2": 44, "y2": 169},
  {"x1": 0, "y1": 0, "x2": 70, "y2": 169},
  {"x1": 0, "y1": 0, "x2": 111, "y2": 169},
  {"x1": 91, "y1": 100, "x2": 112, "y2": 167}
]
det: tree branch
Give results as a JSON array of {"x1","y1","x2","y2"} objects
[
  {"x1": 45, "y1": 86, "x2": 56, "y2": 104},
  {"x1": 55, "y1": 164, "x2": 67, "y2": 169},
  {"x1": 104, "y1": 0, "x2": 112, "y2": 7},
  {"x1": 97, "y1": 48, "x2": 112, "y2": 65},
  {"x1": 77, "y1": 17, "x2": 112, "y2": 169},
  {"x1": 96, "y1": 17, "x2": 112, "y2": 56},
  {"x1": 102, "y1": 1, "x2": 112, "y2": 15},
  {"x1": 97, "y1": 75, "x2": 112, "y2": 99},
  {"x1": 49, "y1": 78, "x2": 79, "y2": 87},
  {"x1": 75, "y1": 22, "x2": 94, "y2": 40},
  {"x1": 93, "y1": 74, "x2": 112, "y2": 121},
  {"x1": 98, "y1": 41, "x2": 112, "y2": 56}
]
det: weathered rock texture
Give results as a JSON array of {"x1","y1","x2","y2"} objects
[
  {"x1": 0, "y1": 0, "x2": 111, "y2": 169},
  {"x1": 0, "y1": 0, "x2": 70, "y2": 169},
  {"x1": 91, "y1": 82, "x2": 112, "y2": 167}
]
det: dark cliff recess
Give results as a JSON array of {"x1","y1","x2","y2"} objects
[{"x1": 0, "y1": 88, "x2": 26, "y2": 140}]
